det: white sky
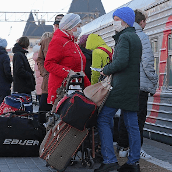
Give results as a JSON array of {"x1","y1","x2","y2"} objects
[{"x1": 0, "y1": 0, "x2": 131, "y2": 49}]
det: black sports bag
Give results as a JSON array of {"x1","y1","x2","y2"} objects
[
  {"x1": 56, "y1": 91, "x2": 98, "y2": 131},
  {"x1": 0, "y1": 112, "x2": 46, "y2": 157}
]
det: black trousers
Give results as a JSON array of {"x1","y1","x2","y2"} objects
[
  {"x1": 0, "y1": 95, "x2": 5, "y2": 104},
  {"x1": 0, "y1": 90, "x2": 11, "y2": 104},
  {"x1": 36, "y1": 95, "x2": 41, "y2": 105},
  {"x1": 118, "y1": 90, "x2": 148, "y2": 148},
  {"x1": 39, "y1": 93, "x2": 52, "y2": 123}
]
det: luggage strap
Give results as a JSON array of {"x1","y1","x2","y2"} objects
[{"x1": 97, "y1": 47, "x2": 113, "y2": 62}]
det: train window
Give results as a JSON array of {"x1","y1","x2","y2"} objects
[
  {"x1": 151, "y1": 38, "x2": 159, "y2": 77},
  {"x1": 168, "y1": 36, "x2": 172, "y2": 88},
  {"x1": 167, "y1": 56, "x2": 172, "y2": 88},
  {"x1": 169, "y1": 37, "x2": 172, "y2": 50},
  {"x1": 154, "y1": 57, "x2": 159, "y2": 76},
  {"x1": 151, "y1": 39, "x2": 158, "y2": 53}
]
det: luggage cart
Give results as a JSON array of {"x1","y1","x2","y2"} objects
[
  {"x1": 41, "y1": 73, "x2": 102, "y2": 171},
  {"x1": 65, "y1": 74, "x2": 102, "y2": 168}
]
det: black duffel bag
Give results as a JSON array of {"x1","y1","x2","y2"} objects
[
  {"x1": 0, "y1": 112, "x2": 46, "y2": 157},
  {"x1": 56, "y1": 91, "x2": 98, "y2": 131}
]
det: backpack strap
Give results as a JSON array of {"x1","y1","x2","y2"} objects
[{"x1": 97, "y1": 47, "x2": 113, "y2": 62}]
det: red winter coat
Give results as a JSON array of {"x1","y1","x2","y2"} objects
[{"x1": 44, "y1": 29, "x2": 90, "y2": 104}]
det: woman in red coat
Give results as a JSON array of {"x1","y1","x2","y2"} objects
[{"x1": 44, "y1": 13, "x2": 90, "y2": 104}]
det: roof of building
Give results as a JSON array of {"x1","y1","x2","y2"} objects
[
  {"x1": 22, "y1": 12, "x2": 53, "y2": 37},
  {"x1": 68, "y1": 0, "x2": 106, "y2": 19},
  {"x1": 23, "y1": 0, "x2": 106, "y2": 37}
]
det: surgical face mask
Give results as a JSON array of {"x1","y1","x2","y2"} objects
[
  {"x1": 73, "y1": 27, "x2": 82, "y2": 38},
  {"x1": 113, "y1": 20, "x2": 126, "y2": 32}
]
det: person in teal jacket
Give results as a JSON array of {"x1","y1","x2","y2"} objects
[{"x1": 86, "y1": 34, "x2": 113, "y2": 85}]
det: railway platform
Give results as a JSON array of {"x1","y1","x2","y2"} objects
[
  {"x1": 0, "y1": 105, "x2": 171, "y2": 172},
  {"x1": 0, "y1": 137, "x2": 172, "y2": 172}
]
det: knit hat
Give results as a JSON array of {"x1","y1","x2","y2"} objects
[
  {"x1": 0, "y1": 38, "x2": 7, "y2": 48},
  {"x1": 78, "y1": 34, "x2": 89, "y2": 48},
  {"x1": 112, "y1": 7, "x2": 135, "y2": 27},
  {"x1": 59, "y1": 13, "x2": 81, "y2": 31}
]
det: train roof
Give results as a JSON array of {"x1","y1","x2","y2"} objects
[{"x1": 81, "y1": 0, "x2": 161, "y2": 35}]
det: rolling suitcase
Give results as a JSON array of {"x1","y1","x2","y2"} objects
[{"x1": 39, "y1": 119, "x2": 88, "y2": 172}]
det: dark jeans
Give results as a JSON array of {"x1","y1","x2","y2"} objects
[
  {"x1": 98, "y1": 106, "x2": 140, "y2": 164},
  {"x1": 39, "y1": 93, "x2": 52, "y2": 123},
  {"x1": 118, "y1": 91, "x2": 148, "y2": 148}
]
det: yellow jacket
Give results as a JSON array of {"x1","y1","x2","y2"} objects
[{"x1": 86, "y1": 34, "x2": 113, "y2": 85}]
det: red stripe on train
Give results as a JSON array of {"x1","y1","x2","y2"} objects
[{"x1": 146, "y1": 15, "x2": 172, "y2": 123}]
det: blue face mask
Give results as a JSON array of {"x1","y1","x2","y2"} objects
[{"x1": 73, "y1": 27, "x2": 82, "y2": 38}]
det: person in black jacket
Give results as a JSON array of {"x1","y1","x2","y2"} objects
[
  {"x1": 0, "y1": 38, "x2": 13, "y2": 104},
  {"x1": 78, "y1": 34, "x2": 92, "y2": 81},
  {"x1": 12, "y1": 37, "x2": 35, "y2": 95}
]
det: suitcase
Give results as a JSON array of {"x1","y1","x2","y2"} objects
[{"x1": 40, "y1": 119, "x2": 88, "y2": 172}]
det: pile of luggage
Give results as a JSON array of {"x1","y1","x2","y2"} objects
[
  {"x1": 0, "y1": 93, "x2": 33, "y2": 115},
  {"x1": 40, "y1": 90, "x2": 99, "y2": 171},
  {"x1": 0, "y1": 75, "x2": 103, "y2": 171}
]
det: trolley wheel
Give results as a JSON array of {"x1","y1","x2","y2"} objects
[
  {"x1": 45, "y1": 162, "x2": 49, "y2": 167},
  {"x1": 87, "y1": 159, "x2": 94, "y2": 168},
  {"x1": 81, "y1": 160, "x2": 87, "y2": 167},
  {"x1": 70, "y1": 160, "x2": 77, "y2": 166},
  {"x1": 70, "y1": 157, "x2": 77, "y2": 166}
]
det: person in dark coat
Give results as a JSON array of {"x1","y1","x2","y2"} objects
[
  {"x1": 12, "y1": 37, "x2": 35, "y2": 95},
  {"x1": 94, "y1": 7, "x2": 142, "y2": 172},
  {"x1": 117, "y1": 9, "x2": 158, "y2": 160},
  {"x1": 0, "y1": 38, "x2": 13, "y2": 104},
  {"x1": 78, "y1": 34, "x2": 92, "y2": 81}
]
